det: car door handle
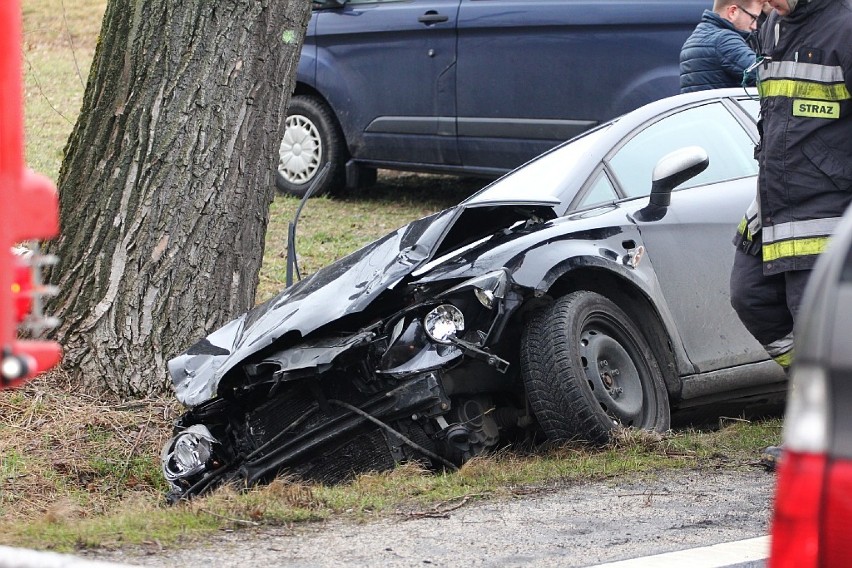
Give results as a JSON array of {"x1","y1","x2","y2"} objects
[{"x1": 418, "y1": 11, "x2": 449, "y2": 25}]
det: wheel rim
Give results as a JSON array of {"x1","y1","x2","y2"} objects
[
  {"x1": 578, "y1": 320, "x2": 652, "y2": 428},
  {"x1": 278, "y1": 114, "x2": 322, "y2": 185}
]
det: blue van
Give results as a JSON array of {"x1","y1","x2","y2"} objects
[{"x1": 278, "y1": 0, "x2": 711, "y2": 195}]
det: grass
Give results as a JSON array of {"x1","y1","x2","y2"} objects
[
  {"x1": 3, "y1": 0, "x2": 785, "y2": 554},
  {"x1": 21, "y1": 0, "x2": 104, "y2": 180},
  {"x1": 259, "y1": 174, "x2": 480, "y2": 301}
]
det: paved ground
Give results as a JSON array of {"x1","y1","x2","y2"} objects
[{"x1": 74, "y1": 465, "x2": 775, "y2": 568}]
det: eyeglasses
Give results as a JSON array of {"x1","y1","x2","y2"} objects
[{"x1": 737, "y1": 5, "x2": 760, "y2": 24}]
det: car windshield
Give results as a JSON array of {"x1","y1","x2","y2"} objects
[{"x1": 463, "y1": 124, "x2": 613, "y2": 206}]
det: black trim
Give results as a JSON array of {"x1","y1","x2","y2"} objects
[
  {"x1": 364, "y1": 116, "x2": 595, "y2": 141},
  {"x1": 457, "y1": 117, "x2": 595, "y2": 141}
]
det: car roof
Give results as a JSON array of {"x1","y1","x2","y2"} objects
[{"x1": 601, "y1": 87, "x2": 757, "y2": 139}]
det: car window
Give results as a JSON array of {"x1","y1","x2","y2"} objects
[
  {"x1": 607, "y1": 102, "x2": 758, "y2": 199},
  {"x1": 736, "y1": 97, "x2": 760, "y2": 121},
  {"x1": 577, "y1": 170, "x2": 618, "y2": 209}
]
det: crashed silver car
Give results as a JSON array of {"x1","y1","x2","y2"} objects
[{"x1": 162, "y1": 89, "x2": 786, "y2": 501}]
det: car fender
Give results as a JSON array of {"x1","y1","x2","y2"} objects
[
  {"x1": 412, "y1": 218, "x2": 695, "y2": 382},
  {"x1": 311, "y1": 49, "x2": 363, "y2": 153}
]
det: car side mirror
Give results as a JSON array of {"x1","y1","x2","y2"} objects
[
  {"x1": 649, "y1": 146, "x2": 709, "y2": 207},
  {"x1": 634, "y1": 146, "x2": 709, "y2": 222}
]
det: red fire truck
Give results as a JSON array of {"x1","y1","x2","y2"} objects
[{"x1": 1, "y1": 0, "x2": 62, "y2": 388}]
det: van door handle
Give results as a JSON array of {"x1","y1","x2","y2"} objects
[{"x1": 418, "y1": 11, "x2": 449, "y2": 25}]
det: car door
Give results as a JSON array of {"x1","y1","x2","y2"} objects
[
  {"x1": 454, "y1": 0, "x2": 706, "y2": 175},
  {"x1": 605, "y1": 100, "x2": 768, "y2": 372},
  {"x1": 314, "y1": 0, "x2": 461, "y2": 166}
]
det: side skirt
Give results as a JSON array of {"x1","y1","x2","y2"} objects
[{"x1": 674, "y1": 360, "x2": 787, "y2": 409}]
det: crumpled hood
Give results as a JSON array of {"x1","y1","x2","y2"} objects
[
  {"x1": 169, "y1": 207, "x2": 461, "y2": 406},
  {"x1": 169, "y1": 200, "x2": 562, "y2": 407}
]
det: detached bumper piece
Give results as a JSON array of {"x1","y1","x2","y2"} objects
[{"x1": 163, "y1": 372, "x2": 451, "y2": 502}]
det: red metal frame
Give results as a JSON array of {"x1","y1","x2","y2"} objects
[{"x1": 1, "y1": 0, "x2": 62, "y2": 388}]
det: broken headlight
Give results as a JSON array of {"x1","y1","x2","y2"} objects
[
  {"x1": 379, "y1": 270, "x2": 511, "y2": 375},
  {"x1": 161, "y1": 424, "x2": 217, "y2": 483},
  {"x1": 424, "y1": 304, "x2": 465, "y2": 344},
  {"x1": 380, "y1": 312, "x2": 462, "y2": 375},
  {"x1": 440, "y1": 269, "x2": 509, "y2": 310}
]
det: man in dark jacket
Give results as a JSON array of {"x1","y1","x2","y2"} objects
[
  {"x1": 730, "y1": 0, "x2": 852, "y2": 470},
  {"x1": 680, "y1": 0, "x2": 766, "y2": 92}
]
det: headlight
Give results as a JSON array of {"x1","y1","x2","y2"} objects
[
  {"x1": 423, "y1": 304, "x2": 465, "y2": 344},
  {"x1": 441, "y1": 270, "x2": 509, "y2": 309},
  {"x1": 162, "y1": 424, "x2": 217, "y2": 482},
  {"x1": 474, "y1": 288, "x2": 496, "y2": 309}
]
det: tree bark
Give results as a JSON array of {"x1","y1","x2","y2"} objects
[{"x1": 47, "y1": 0, "x2": 311, "y2": 398}]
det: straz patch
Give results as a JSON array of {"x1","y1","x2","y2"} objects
[{"x1": 793, "y1": 99, "x2": 840, "y2": 119}]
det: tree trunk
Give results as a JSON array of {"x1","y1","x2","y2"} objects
[{"x1": 47, "y1": 0, "x2": 311, "y2": 398}]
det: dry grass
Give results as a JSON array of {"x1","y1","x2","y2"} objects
[
  {"x1": 0, "y1": 371, "x2": 176, "y2": 526},
  {"x1": 22, "y1": 0, "x2": 106, "y2": 51},
  {"x1": 21, "y1": 0, "x2": 105, "y2": 179}
]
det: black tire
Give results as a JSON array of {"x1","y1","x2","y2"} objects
[
  {"x1": 520, "y1": 291, "x2": 670, "y2": 445},
  {"x1": 275, "y1": 94, "x2": 347, "y2": 197}
]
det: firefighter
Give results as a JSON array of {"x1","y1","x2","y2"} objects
[{"x1": 729, "y1": 0, "x2": 852, "y2": 471}]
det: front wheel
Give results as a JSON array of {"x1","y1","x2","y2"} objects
[
  {"x1": 275, "y1": 95, "x2": 346, "y2": 197},
  {"x1": 521, "y1": 291, "x2": 670, "y2": 444}
]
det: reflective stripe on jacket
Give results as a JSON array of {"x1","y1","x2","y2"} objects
[{"x1": 753, "y1": 0, "x2": 852, "y2": 274}]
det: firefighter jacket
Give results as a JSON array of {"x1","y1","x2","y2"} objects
[{"x1": 747, "y1": 0, "x2": 852, "y2": 275}]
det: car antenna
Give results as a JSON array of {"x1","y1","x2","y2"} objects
[{"x1": 286, "y1": 162, "x2": 330, "y2": 288}]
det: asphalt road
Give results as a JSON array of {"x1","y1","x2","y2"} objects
[{"x1": 77, "y1": 465, "x2": 775, "y2": 568}]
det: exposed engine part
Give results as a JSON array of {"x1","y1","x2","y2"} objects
[
  {"x1": 435, "y1": 397, "x2": 503, "y2": 464},
  {"x1": 329, "y1": 399, "x2": 458, "y2": 470}
]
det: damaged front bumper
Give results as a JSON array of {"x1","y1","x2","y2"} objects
[{"x1": 162, "y1": 269, "x2": 532, "y2": 501}]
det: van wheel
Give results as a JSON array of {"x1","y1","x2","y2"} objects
[
  {"x1": 276, "y1": 95, "x2": 346, "y2": 197},
  {"x1": 521, "y1": 291, "x2": 670, "y2": 444}
]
